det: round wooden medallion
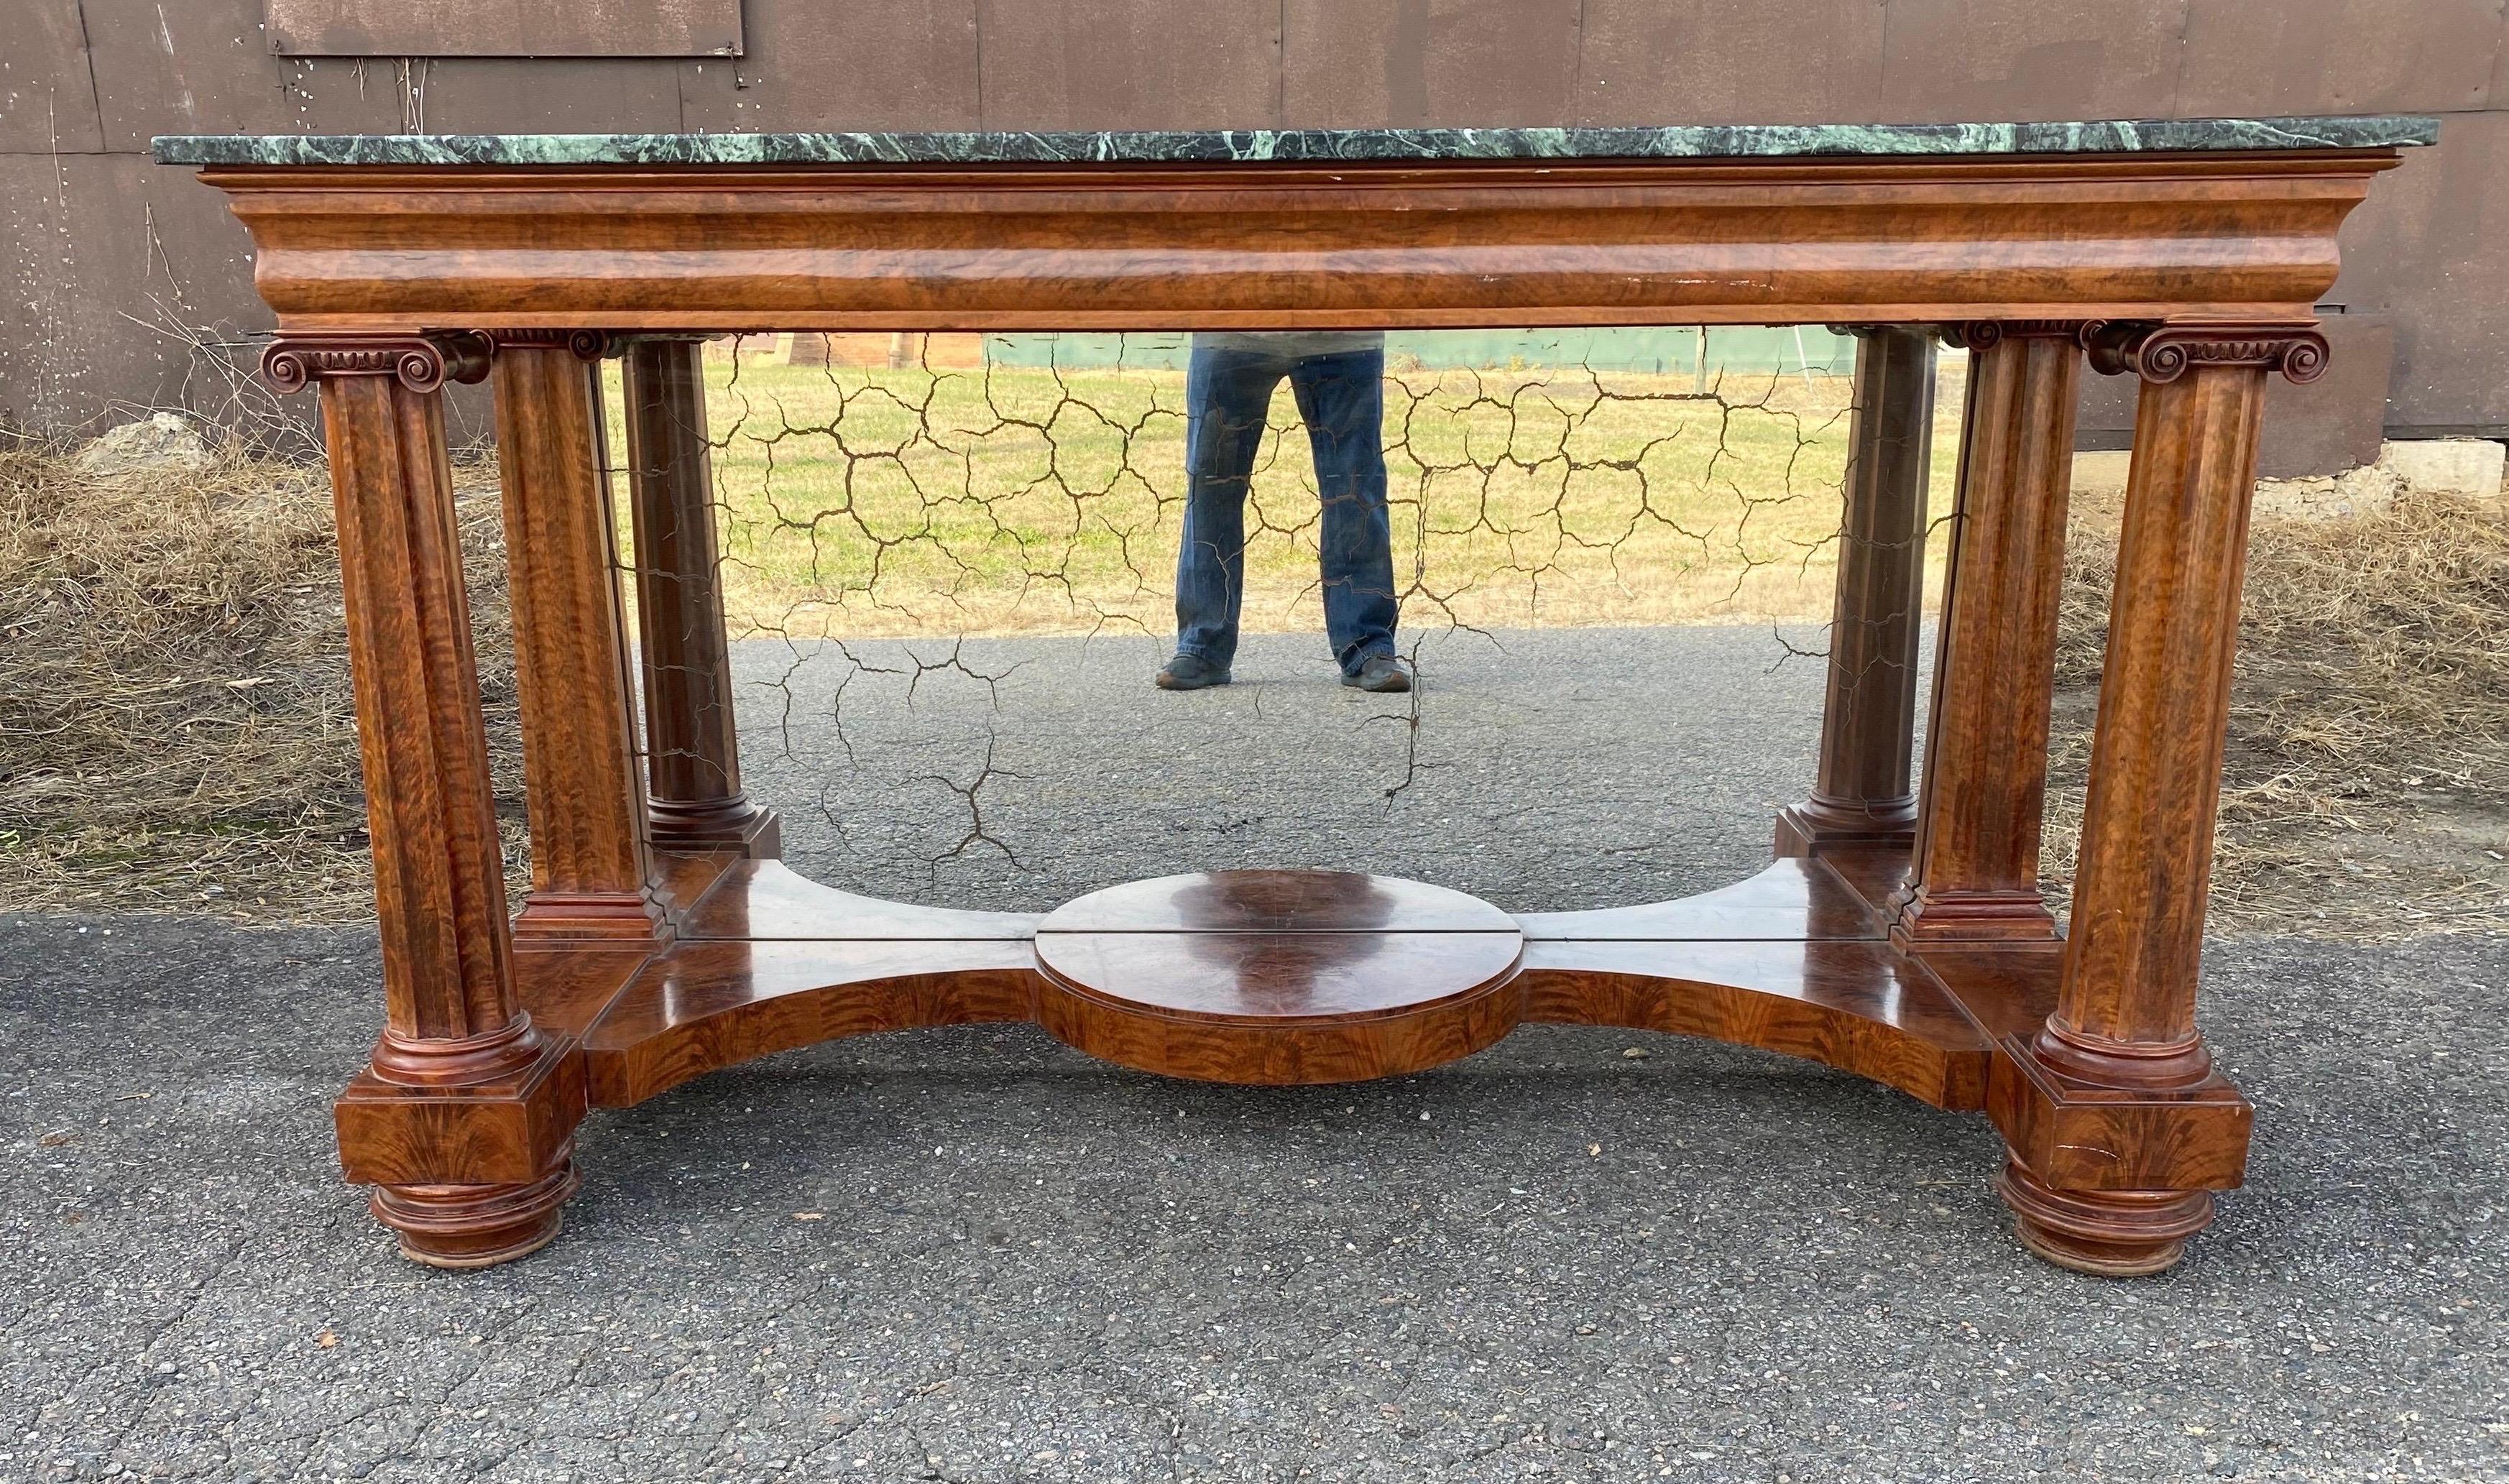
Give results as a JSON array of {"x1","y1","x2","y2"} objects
[{"x1": 1033, "y1": 870, "x2": 1526, "y2": 1085}]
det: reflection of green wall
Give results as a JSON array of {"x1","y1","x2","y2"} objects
[{"x1": 981, "y1": 327, "x2": 1855, "y2": 377}]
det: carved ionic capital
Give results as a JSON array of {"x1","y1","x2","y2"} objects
[
  {"x1": 262, "y1": 331, "x2": 493, "y2": 395},
  {"x1": 488, "y1": 329, "x2": 625, "y2": 361},
  {"x1": 2084, "y1": 320, "x2": 2329, "y2": 385},
  {"x1": 1937, "y1": 320, "x2": 2089, "y2": 353}
]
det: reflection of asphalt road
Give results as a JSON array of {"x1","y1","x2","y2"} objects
[
  {"x1": 6, "y1": 624, "x2": 2504, "y2": 1482},
  {"x1": 730, "y1": 624, "x2": 1846, "y2": 914}
]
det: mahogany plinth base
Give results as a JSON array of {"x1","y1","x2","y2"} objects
[
  {"x1": 1915, "y1": 947, "x2": 2252, "y2": 1197},
  {"x1": 647, "y1": 801, "x2": 783, "y2": 859},
  {"x1": 1772, "y1": 801, "x2": 1918, "y2": 859},
  {"x1": 1888, "y1": 885, "x2": 2061, "y2": 948},
  {"x1": 372, "y1": 1155, "x2": 581, "y2": 1269},
  {"x1": 1033, "y1": 870, "x2": 1525, "y2": 1085},
  {"x1": 512, "y1": 888, "x2": 673, "y2": 944},
  {"x1": 1996, "y1": 1156, "x2": 2216, "y2": 1277},
  {"x1": 333, "y1": 1030, "x2": 587, "y2": 1187},
  {"x1": 1987, "y1": 1032, "x2": 2252, "y2": 1192}
]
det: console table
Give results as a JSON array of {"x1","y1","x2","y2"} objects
[{"x1": 155, "y1": 116, "x2": 2434, "y2": 1276}]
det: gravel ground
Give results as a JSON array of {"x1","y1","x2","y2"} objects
[{"x1": 3, "y1": 626, "x2": 2503, "y2": 1483}]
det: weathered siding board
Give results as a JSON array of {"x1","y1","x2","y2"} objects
[
  {"x1": 4, "y1": 0, "x2": 2507, "y2": 444},
  {"x1": 1877, "y1": 0, "x2": 2191, "y2": 121},
  {"x1": 980, "y1": 0, "x2": 1280, "y2": 131},
  {"x1": 0, "y1": 152, "x2": 261, "y2": 427},
  {"x1": 1573, "y1": 0, "x2": 1887, "y2": 126},
  {"x1": 400, "y1": 60, "x2": 687, "y2": 135},
  {"x1": 1281, "y1": 0, "x2": 1583, "y2": 129},
  {"x1": 83, "y1": 0, "x2": 405, "y2": 144},
  {"x1": 2177, "y1": 0, "x2": 2504, "y2": 115},
  {"x1": 0, "y1": 0, "x2": 107, "y2": 152},
  {"x1": 676, "y1": 1, "x2": 979, "y2": 133},
  {"x1": 2335, "y1": 108, "x2": 2509, "y2": 432},
  {"x1": 264, "y1": 0, "x2": 744, "y2": 58},
  {"x1": 2493, "y1": 0, "x2": 2509, "y2": 107}
]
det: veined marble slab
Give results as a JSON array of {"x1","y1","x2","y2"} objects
[{"x1": 153, "y1": 116, "x2": 2438, "y2": 169}]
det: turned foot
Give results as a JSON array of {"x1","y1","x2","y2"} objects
[
  {"x1": 370, "y1": 1151, "x2": 581, "y2": 1269},
  {"x1": 1994, "y1": 1153, "x2": 2214, "y2": 1277}
]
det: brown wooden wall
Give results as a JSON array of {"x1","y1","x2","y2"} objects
[{"x1": 3, "y1": 0, "x2": 2504, "y2": 440}]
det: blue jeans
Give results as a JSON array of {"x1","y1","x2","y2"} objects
[{"x1": 1173, "y1": 345, "x2": 1399, "y2": 676}]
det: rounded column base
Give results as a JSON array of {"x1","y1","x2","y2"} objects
[
  {"x1": 647, "y1": 798, "x2": 782, "y2": 859},
  {"x1": 1772, "y1": 797, "x2": 1918, "y2": 858},
  {"x1": 370, "y1": 1151, "x2": 581, "y2": 1270},
  {"x1": 1994, "y1": 1154, "x2": 2214, "y2": 1277}
]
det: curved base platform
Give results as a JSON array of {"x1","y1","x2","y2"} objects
[
  {"x1": 1035, "y1": 870, "x2": 1524, "y2": 1084},
  {"x1": 350, "y1": 848, "x2": 2250, "y2": 1274},
  {"x1": 556, "y1": 854, "x2": 2001, "y2": 1108}
]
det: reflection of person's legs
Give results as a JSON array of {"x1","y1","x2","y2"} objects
[
  {"x1": 1173, "y1": 346, "x2": 1286, "y2": 673},
  {"x1": 1290, "y1": 350, "x2": 1398, "y2": 675}
]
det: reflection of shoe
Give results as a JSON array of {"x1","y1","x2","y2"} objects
[
  {"x1": 1341, "y1": 655, "x2": 1412, "y2": 693},
  {"x1": 1154, "y1": 653, "x2": 1232, "y2": 690}
]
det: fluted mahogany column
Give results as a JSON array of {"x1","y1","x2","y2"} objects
[
  {"x1": 1891, "y1": 322, "x2": 2082, "y2": 946},
  {"x1": 1776, "y1": 326, "x2": 1935, "y2": 857},
  {"x1": 620, "y1": 336, "x2": 781, "y2": 857},
  {"x1": 490, "y1": 333, "x2": 668, "y2": 941},
  {"x1": 1995, "y1": 320, "x2": 2326, "y2": 1276},
  {"x1": 273, "y1": 333, "x2": 583, "y2": 1268}
]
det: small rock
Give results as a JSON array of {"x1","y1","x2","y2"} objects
[
  {"x1": 2068, "y1": 449, "x2": 2134, "y2": 497},
  {"x1": 72, "y1": 413, "x2": 213, "y2": 479},
  {"x1": 2377, "y1": 436, "x2": 2505, "y2": 497},
  {"x1": 2252, "y1": 463, "x2": 2404, "y2": 521}
]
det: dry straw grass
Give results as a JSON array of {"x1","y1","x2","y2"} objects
[
  {"x1": 2, "y1": 423, "x2": 2502, "y2": 937},
  {"x1": 0, "y1": 433, "x2": 525, "y2": 920},
  {"x1": 2041, "y1": 488, "x2": 2509, "y2": 936}
]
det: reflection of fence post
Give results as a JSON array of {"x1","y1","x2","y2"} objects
[
  {"x1": 621, "y1": 336, "x2": 781, "y2": 858},
  {"x1": 1776, "y1": 326, "x2": 1935, "y2": 857},
  {"x1": 1692, "y1": 326, "x2": 1710, "y2": 394}
]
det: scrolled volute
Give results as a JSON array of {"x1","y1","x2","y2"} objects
[
  {"x1": 261, "y1": 331, "x2": 494, "y2": 395},
  {"x1": 2084, "y1": 320, "x2": 2330, "y2": 385}
]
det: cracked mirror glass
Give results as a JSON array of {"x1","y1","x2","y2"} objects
[{"x1": 601, "y1": 328, "x2": 1961, "y2": 913}]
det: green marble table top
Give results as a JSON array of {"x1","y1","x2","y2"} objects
[{"x1": 153, "y1": 116, "x2": 2437, "y2": 168}]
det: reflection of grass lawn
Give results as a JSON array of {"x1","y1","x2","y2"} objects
[{"x1": 607, "y1": 356, "x2": 1964, "y2": 640}]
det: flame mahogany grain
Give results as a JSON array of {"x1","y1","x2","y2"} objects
[
  {"x1": 201, "y1": 153, "x2": 2393, "y2": 331},
  {"x1": 313, "y1": 355, "x2": 580, "y2": 1268},
  {"x1": 1033, "y1": 871, "x2": 1527, "y2": 1086}
]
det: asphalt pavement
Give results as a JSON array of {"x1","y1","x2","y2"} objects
[{"x1": 3, "y1": 626, "x2": 2501, "y2": 1483}]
